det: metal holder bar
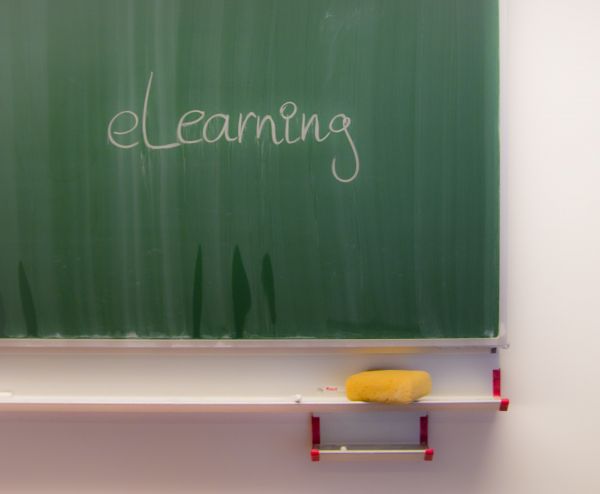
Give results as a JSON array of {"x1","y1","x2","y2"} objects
[{"x1": 310, "y1": 414, "x2": 434, "y2": 462}]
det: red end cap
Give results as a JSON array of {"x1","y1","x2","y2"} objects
[
  {"x1": 311, "y1": 448, "x2": 320, "y2": 462},
  {"x1": 500, "y1": 398, "x2": 510, "y2": 412},
  {"x1": 424, "y1": 448, "x2": 434, "y2": 461}
]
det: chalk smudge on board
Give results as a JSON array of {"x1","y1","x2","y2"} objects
[
  {"x1": 18, "y1": 262, "x2": 38, "y2": 337},
  {"x1": 232, "y1": 246, "x2": 251, "y2": 339},
  {"x1": 192, "y1": 244, "x2": 203, "y2": 338}
]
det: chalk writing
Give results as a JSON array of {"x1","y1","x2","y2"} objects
[{"x1": 108, "y1": 72, "x2": 360, "y2": 183}]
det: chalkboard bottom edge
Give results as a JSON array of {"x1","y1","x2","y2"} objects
[{"x1": 0, "y1": 336, "x2": 507, "y2": 354}]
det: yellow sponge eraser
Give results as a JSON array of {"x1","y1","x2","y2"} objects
[{"x1": 345, "y1": 370, "x2": 432, "y2": 404}]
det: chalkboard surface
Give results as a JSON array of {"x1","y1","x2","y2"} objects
[{"x1": 0, "y1": 0, "x2": 499, "y2": 340}]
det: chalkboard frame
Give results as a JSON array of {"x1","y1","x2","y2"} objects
[{"x1": 0, "y1": 0, "x2": 501, "y2": 344}]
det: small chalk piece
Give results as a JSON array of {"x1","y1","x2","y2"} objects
[
  {"x1": 318, "y1": 386, "x2": 339, "y2": 392},
  {"x1": 0, "y1": 391, "x2": 14, "y2": 398},
  {"x1": 340, "y1": 446, "x2": 348, "y2": 452},
  {"x1": 294, "y1": 394, "x2": 302, "y2": 403}
]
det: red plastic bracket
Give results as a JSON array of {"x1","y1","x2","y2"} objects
[
  {"x1": 420, "y1": 415, "x2": 429, "y2": 446},
  {"x1": 493, "y1": 369, "x2": 510, "y2": 411},
  {"x1": 424, "y1": 448, "x2": 435, "y2": 461},
  {"x1": 311, "y1": 415, "x2": 321, "y2": 461},
  {"x1": 311, "y1": 415, "x2": 321, "y2": 446},
  {"x1": 493, "y1": 369, "x2": 502, "y2": 397}
]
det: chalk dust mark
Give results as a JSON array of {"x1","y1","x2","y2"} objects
[
  {"x1": 192, "y1": 244, "x2": 203, "y2": 338},
  {"x1": 232, "y1": 246, "x2": 251, "y2": 339},
  {"x1": 261, "y1": 254, "x2": 277, "y2": 325},
  {"x1": 18, "y1": 262, "x2": 38, "y2": 337},
  {"x1": 0, "y1": 290, "x2": 7, "y2": 336}
]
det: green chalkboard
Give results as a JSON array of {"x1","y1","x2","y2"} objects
[{"x1": 0, "y1": 0, "x2": 499, "y2": 340}]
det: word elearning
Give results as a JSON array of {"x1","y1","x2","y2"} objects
[{"x1": 108, "y1": 72, "x2": 360, "y2": 183}]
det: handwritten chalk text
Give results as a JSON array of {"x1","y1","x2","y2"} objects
[{"x1": 108, "y1": 72, "x2": 360, "y2": 183}]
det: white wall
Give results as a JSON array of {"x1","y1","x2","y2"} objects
[{"x1": 1, "y1": 0, "x2": 600, "y2": 492}]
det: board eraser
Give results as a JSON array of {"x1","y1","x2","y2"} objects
[{"x1": 345, "y1": 370, "x2": 432, "y2": 404}]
